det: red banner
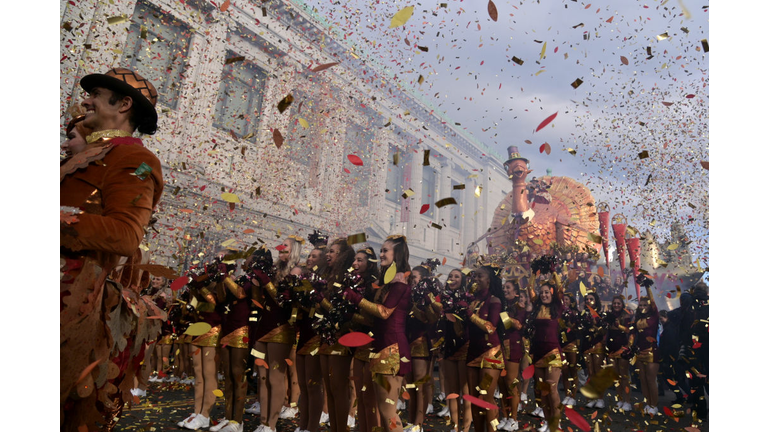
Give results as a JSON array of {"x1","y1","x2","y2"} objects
[
  {"x1": 611, "y1": 223, "x2": 627, "y2": 276},
  {"x1": 598, "y1": 211, "x2": 611, "y2": 272}
]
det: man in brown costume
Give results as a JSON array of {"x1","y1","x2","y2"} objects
[{"x1": 60, "y1": 68, "x2": 164, "y2": 431}]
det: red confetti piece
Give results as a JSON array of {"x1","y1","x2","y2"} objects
[
  {"x1": 487, "y1": 0, "x2": 498, "y2": 22},
  {"x1": 539, "y1": 143, "x2": 551, "y2": 155},
  {"x1": 564, "y1": 406, "x2": 591, "y2": 431},
  {"x1": 606, "y1": 16, "x2": 614, "y2": 23},
  {"x1": 462, "y1": 394, "x2": 498, "y2": 411},
  {"x1": 535, "y1": 111, "x2": 558, "y2": 132},
  {"x1": 348, "y1": 154, "x2": 364, "y2": 166},
  {"x1": 663, "y1": 406, "x2": 674, "y2": 417},
  {"x1": 243, "y1": 229, "x2": 255, "y2": 234},
  {"x1": 686, "y1": 94, "x2": 696, "y2": 98},
  {"x1": 522, "y1": 364, "x2": 535, "y2": 380},
  {"x1": 272, "y1": 129, "x2": 284, "y2": 149},
  {"x1": 339, "y1": 332, "x2": 375, "y2": 347},
  {"x1": 445, "y1": 393, "x2": 459, "y2": 400},
  {"x1": 700, "y1": 161, "x2": 709, "y2": 170},
  {"x1": 170, "y1": 276, "x2": 189, "y2": 291},
  {"x1": 276, "y1": 245, "x2": 287, "y2": 251},
  {"x1": 620, "y1": 56, "x2": 629, "y2": 65},
  {"x1": 220, "y1": 0, "x2": 230, "y2": 12},
  {"x1": 311, "y1": 62, "x2": 339, "y2": 72},
  {"x1": 420, "y1": 204, "x2": 430, "y2": 214},
  {"x1": 343, "y1": 168, "x2": 351, "y2": 174}
]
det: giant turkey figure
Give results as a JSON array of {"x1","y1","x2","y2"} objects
[{"x1": 485, "y1": 146, "x2": 601, "y2": 257}]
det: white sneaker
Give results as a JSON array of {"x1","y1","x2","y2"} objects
[
  {"x1": 531, "y1": 406, "x2": 545, "y2": 418},
  {"x1": 561, "y1": 396, "x2": 574, "y2": 406},
  {"x1": 497, "y1": 418, "x2": 510, "y2": 431},
  {"x1": 209, "y1": 418, "x2": 230, "y2": 432},
  {"x1": 348, "y1": 415, "x2": 356, "y2": 428},
  {"x1": 520, "y1": 392, "x2": 528, "y2": 402},
  {"x1": 586, "y1": 399, "x2": 596, "y2": 408},
  {"x1": 494, "y1": 389, "x2": 502, "y2": 399},
  {"x1": 437, "y1": 405, "x2": 450, "y2": 417},
  {"x1": 260, "y1": 426, "x2": 276, "y2": 432},
  {"x1": 426, "y1": 403, "x2": 434, "y2": 414},
  {"x1": 148, "y1": 374, "x2": 160, "y2": 383},
  {"x1": 537, "y1": 420, "x2": 549, "y2": 432},
  {"x1": 245, "y1": 401, "x2": 261, "y2": 415},
  {"x1": 219, "y1": 421, "x2": 243, "y2": 432},
  {"x1": 622, "y1": 401, "x2": 633, "y2": 412},
  {"x1": 577, "y1": 369, "x2": 588, "y2": 386},
  {"x1": 397, "y1": 399, "x2": 407, "y2": 410},
  {"x1": 130, "y1": 388, "x2": 147, "y2": 397},
  {"x1": 507, "y1": 418, "x2": 519, "y2": 431},
  {"x1": 595, "y1": 399, "x2": 605, "y2": 409},
  {"x1": 184, "y1": 414, "x2": 210, "y2": 429},
  {"x1": 252, "y1": 425, "x2": 264, "y2": 432},
  {"x1": 438, "y1": 392, "x2": 446, "y2": 401},
  {"x1": 279, "y1": 406, "x2": 299, "y2": 419},
  {"x1": 178, "y1": 413, "x2": 196, "y2": 427},
  {"x1": 648, "y1": 406, "x2": 658, "y2": 416},
  {"x1": 218, "y1": 372, "x2": 225, "y2": 381},
  {"x1": 319, "y1": 412, "x2": 330, "y2": 425}
]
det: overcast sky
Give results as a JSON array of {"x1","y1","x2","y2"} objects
[{"x1": 297, "y1": 0, "x2": 709, "y2": 263}]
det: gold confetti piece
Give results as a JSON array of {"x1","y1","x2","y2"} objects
[
  {"x1": 299, "y1": 118, "x2": 309, "y2": 129},
  {"x1": 435, "y1": 197, "x2": 457, "y2": 208},
  {"x1": 423, "y1": 150, "x2": 431, "y2": 166},
  {"x1": 347, "y1": 232, "x2": 367, "y2": 245},
  {"x1": 213, "y1": 389, "x2": 224, "y2": 397},
  {"x1": 389, "y1": 5, "x2": 414, "y2": 28},
  {"x1": 533, "y1": 239, "x2": 544, "y2": 245},
  {"x1": 221, "y1": 192, "x2": 240, "y2": 203},
  {"x1": 656, "y1": 32, "x2": 669, "y2": 41},
  {"x1": 251, "y1": 349, "x2": 265, "y2": 359},
  {"x1": 638, "y1": 150, "x2": 650, "y2": 160},
  {"x1": 701, "y1": 39, "x2": 709, "y2": 52},
  {"x1": 571, "y1": 78, "x2": 583, "y2": 89},
  {"x1": 402, "y1": 188, "x2": 415, "y2": 199},
  {"x1": 431, "y1": 223, "x2": 443, "y2": 230},
  {"x1": 225, "y1": 56, "x2": 245, "y2": 64},
  {"x1": 184, "y1": 322, "x2": 212, "y2": 336},
  {"x1": 474, "y1": 185, "x2": 483, "y2": 197},
  {"x1": 567, "y1": 148, "x2": 577, "y2": 155},
  {"x1": 512, "y1": 56, "x2": 524, "y2": 65},
  {"x1": 383, "y1": 262, "x2": 397, "y2": 284},
  {"x1": 393, "y1": 152, "x2": 399, "y2": 165},
  {"x1": 106, "y1": 15, "x2": 129, "y2": 25},
  {"x1": 667, "y1": 243, "x2": 679, "y2": 251},
  {"x1": 580, "y1": 281, "x2": 588, "y2": 297},
  {"x1": 139, "y1": 25, "x2": 148, "y2": 39},
  {"x1": 453, "y1": 184, "x2": 465, "y2": 190},
  {"x1": 418, "y1": 75, "x2": 424, "y2": 85},
  {"x1": 277, "y1": 94, "x2": 294, "y2": 113},
  {"x1": 539, "y1": 42, "x2": 547, "y2": 60},
  {"x1": 588, "y1": 232, "x2": 603, "y2": 244},
  {"x1": 534, "y1": 69, "x2": 546, "y2": 76}
]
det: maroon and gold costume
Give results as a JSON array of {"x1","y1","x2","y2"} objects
[
  {"x1": 605, "y1": 310, "x2": 632, "y2": 360},
  {"x1": 219, "y1": 276, "x2": 252, "y2": 349},
  {"x1": 190, "y1": 284, "x2": 222, "y2": 348},
  {"x1": 466, "y1": 291, "x2": 504, "y2": 369},
  {"x1": 360, "y1": 280, "x2": 412, "y2": 376},
  {"x1": 502, "y1": 303, "x2": 528, "y2": 363},
  {"x1": 253, "y1": 275, "x2": 296, "y2": 346},
  {"x1": 633, "y1": 305, "x2": 660, "y2": 364}
]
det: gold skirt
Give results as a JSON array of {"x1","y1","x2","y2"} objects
[
  {"x1": 534, "y1": 348, "x2": 564, "y2": 368},
  {"x1": 369, "y1": 344, "x2": 400, "y2": 375},
  {"x1": 584, "y1": 342, "x2": 606, "y2": 355},
  {"x1": 191, "y1": 325, "x2": 221, "y2": 347},
  {"x1": 220, "y1": 326, "x2": 249, "y2": 349},
  {"x1": 410, "y1": 336, "x2": 430, "y2": 359},
  {"x1": 258, "y1": 323, "x2": 296, "y2": 345},
  {"x1": 447, "y1": 341, "x2": 469, "y2": 362},
  {"x1": 318, "y1": 342, "x2": 351, "y2": 356},
  {"x1": 636, "y1": 347, "x2": 656, "y2": 364},
  {"x1": 354, "y1": 343, "x2": 373, "y2": 363},
  {"x1": 562, "y1": 340, "x2": 580, "y2": 354},
  {"x1": 157, "y1": 334, "x2": 174, "y2": 345},
  {"x1": 297, "y1": 334, "x2": 323, "y2": 356},
  {"x1": 467, "y1": 345, "x2": 504, "y2": 370}
]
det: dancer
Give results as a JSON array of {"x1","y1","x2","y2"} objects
[
  {"x1": 525, "y1": 256, "x2": 572, "y2": 432},
  {"x1": 559, "y1": 292, "x2": 582, "y2": 407},
  {"x1": 318, "y1": 238, "x2": 356, "y2": 432},
  {"x1": 177, "y1": 260, "x2": 225, "y2": 430},
  {"x1": 604, "y1": 295, "x2": 633, "y2": 412},
  {"x1": 251, "y1": 239, "x2": 301, "y2": 432},
  {"x1": 350, "y1": 247, "x2": 381, "y2": 432},
  {"x1": 517, "y1": 288, "x2": 534, "y2": 410},
  {"x1": 498, "y1": 279, "x2": 528, "y2": 431},
  {"x1": 343, "y1": 234, "x2": 412, "y2": 432},
  {"x1": 438, "y1": 269, "x2": 473, "y2": 432},
  {"x1": 294, "y1": 232, "x2": 328, "y2": 432},
  {"x1": 631, "y1": 277, "x2": 661, "y2": 416},
  {"x1": 580, "y1": 291, "x2": 606, "y2": 409},
  {"x1": 464, "y1": 265, "x2": 505, "y2": 432}
]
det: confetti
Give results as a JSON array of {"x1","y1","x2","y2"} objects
[
  {"x1": 277, "y1": 94, "x2": 294, "y2": 113},
  {"x1": 348, "y1": 154, "x2": 364, "y2": 166},
  {"x1": 420, "y1": 204, "x2": 430, "y2": 214},
  {"x1": 339, "y1": 332, "x2": 375, "y2": 347},
  {"x1": 347, "y1": 232, "x2": 367, "y2": 245},
  {"x1": 565, "y1": 407, "x2": 591, "y2": 431},
  {"x1": 539, "y1": 143, "x2": 551, "y2": 155},
  {"x1": 435, "y1": 197, "x2": 457, "y2": 208},
  {"x1": 185, "y1": 322, "x2": 213, "y2": 336},
  {"x1": 170, "y1": 276, "x2": 189, "y2": 291},
  {"x1": 571, "y1": 78, "x2": 583, "y2": 89},
  {"x1": 272, "y1": 129, "x2": 284, "y2": 149},
  {"x1": 487, "y1": 0, "x2": 498, "y2": 22},
  {"x1": 311, "y1": 62, "x2": 339, "y2": 72},
  {"x1": 535, "y1": 112, "x2": 558, "y2": 132},
  {"x1": 389, "y1": 6, "x2": 414, "y2": 28}
]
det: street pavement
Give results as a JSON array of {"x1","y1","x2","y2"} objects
[{"x1": 115, "y1": 378, "x2": 708, "y2": 432}]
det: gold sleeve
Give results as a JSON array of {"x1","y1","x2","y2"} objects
[
  {"x1": 199, "y1": 286, "x2": 217, "y2": 305},
  {"x1": 263, "y1": 281, "x2": 278, "y2": 301},
  {"x1": 359, "y1": 298, "x2": 395, "y2": 320},
  {"x1": 470, "y1": 314, "x2": 496, "y2": 334},
  {"x1": 411, "y1": 305, "x2": 428, "y2": 323},
  {"x1": 321, "y1": 298, "x2": 332, "y2": 311},
  {"x1": 223, "y1": 277, "x2": 247, "y2": 299},
  {"x1": 353, "y1": 313, "x2": 374, "y2": 326}
]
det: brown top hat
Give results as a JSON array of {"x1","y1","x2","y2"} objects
[
  {"x1": 503, "y1": 145, "x2": 529, "y2": 167},
  {"x1": 80, "y1": 68, "x2": 159, "y2": 135}
]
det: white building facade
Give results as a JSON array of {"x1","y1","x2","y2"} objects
[{"x1": 60, "y1": 0, "x2": 511, "y2": 273}]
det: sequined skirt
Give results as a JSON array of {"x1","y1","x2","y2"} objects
[
  {"x1": 369, "y1": 343, "x2": 401, "y2": 375},
  {"x1": 467, "y1": 345, "x2": 504, "y2": 370},
  {"x1": 410, "y1": 336, "x2": 430, "y2": 359},
  {"x1": 258, "y1": 323, "x2": 296, "y2": 345},
  {"x1": 297, "y1": 334, "x2": 323, "y2": 356},
  {"x1": 191, "y1": 325, "x2": 221, "y2": 347},
  {"x1": 447, "y1": 341, "x2": 469, "y2": 362},
  {"x1": 220, "y1": 326, "x2": 249, "y2": 349},
  {"x1": 533, "y1": 348, "x2": 564, "y2": 369}
]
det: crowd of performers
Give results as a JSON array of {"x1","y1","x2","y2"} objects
[{"x1": 136, "y1": 234, "x2": 709, "y2": 432}]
